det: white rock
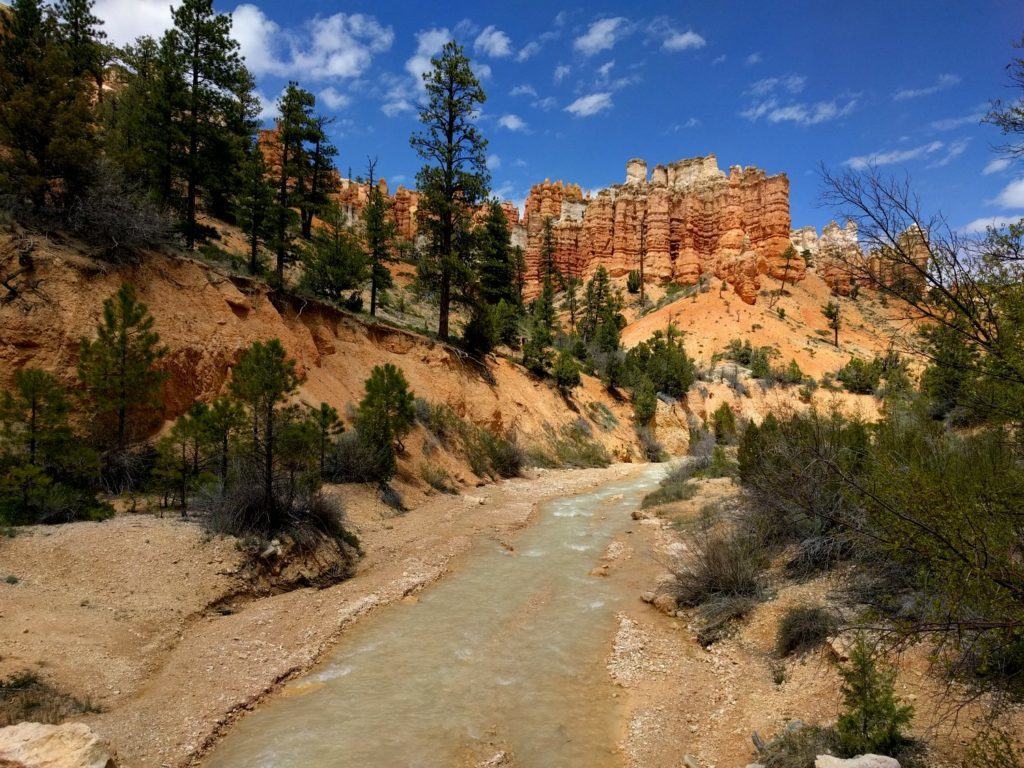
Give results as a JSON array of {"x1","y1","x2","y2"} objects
[
  {"x1": 0, "y1": 722, "x2": 116, "y2": 768},
  {"x1": 815, "y1": 755, "x2": 900, "y2": 768}
]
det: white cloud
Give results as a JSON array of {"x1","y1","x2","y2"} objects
[
  {"x1": 984, "y1": 158, "x2": 1011, "y2": 175},
  {"x1": 844, "y1": 141, "x2": 945, "y2": 170},
  {"x1": 711, "y1": 54, "x2": 726, "y2": 65},
  {"x1": 930, "y1": 110, "x2": 984, "y2": 131},
  {"x1": 554, "y1": 64, "x2": 571, "y2": 83},
  {"x1": 231, "y1": 5, "x2": 393, "y2": 81},
  {"x1": 474, "y1": 62, "x2": 493, "y2": 80},
  {"x1": 597, "y1": 60, "x2": 615, "y2": 78},
  {"x1": 94, "y1": 0, "x2": 180, "y2": 46},
  {"x1": 961, "y1": 215, "x2": 1021, "y2": 233},
  {"x1": 510, "y1": 84, "x2": 538, "y2": 97},
  {"x1": 893, "y1": 73, "x2": 960, "y2": 101},
  {"x1": 995, "y1": 178, "x2": 1024, "y2": 208},
  {"x1": 517, "y1": 42, "x2": 541, "y2": 62},
  {"x1": 565, "y1": 92, "x2": 613, "y2": 117},
  {"x1": 929, "y1": 137, "x2": 970, "y2": 167},
  {"x1": 498, "y1": 113, "x2": 528, "y2": 131},
  {"x1": 486, "y1": 153, "x2": 501, "y2": 170},
  {"x1": 663, "y1": 30, "x2": 705, "y2": 52},
  {"x1": 747, "y1": 74, "x2": 805, "y2": 97},
  {"x1": 743, "y1": 96, "x2": 857, "y2": 126},
  {"x1": 381, "y1": 99, "x2": 414, "y2": 117},
  {"x1": 745, "y1": 52, "x2": 762, "y2": 65},
  {"x1": 533, "y1": 96, "x2": 558, "y2": 110},
  {"x1": 574, "y1": 17, "x2": 629, "y2": 57},
  {"x1": 664, "y1": 117, "x2": 700, "y2": 133},
  {"x1": 406, "y1": 27, "x2": 451, "y2": 83},
  {"x1": 474, "y1": 25, "x2": 512, "y2": 58},
  {"x1": 254, "y1": 90, "x2": 280, "y2": 122},
  {"x1": 318, "y1": 87, "x2": 350, "y2": 110}
]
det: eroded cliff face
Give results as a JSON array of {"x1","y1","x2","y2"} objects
[
  {"x1": 518, "y1": 155, "x2": 796, "y2": 304},
  {"x1": 0, "y1": 240, "x2": 683, "y2": 458}
]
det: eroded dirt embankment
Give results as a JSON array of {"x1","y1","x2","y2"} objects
[{"x1": 0, "y1": 464, "x2": 649, "y2": 768}]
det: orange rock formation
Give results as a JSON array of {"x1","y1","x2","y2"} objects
[{"x1": 517, "y1": 155, "x2": 796, "y2": 303}]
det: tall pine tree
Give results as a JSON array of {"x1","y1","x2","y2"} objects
[
  {"x1": 411, "y1": 40, "x2": 489, "y2": 341},
  {"x1": 272, "y1": 83, "x2": 315, "y2": 283},
  {"x1": 77, "y1": 284, "x2": 167, "y2": 451},
  {"x1": 235, "y1": 138, "x2": 276, "y2": 275},
  {"x1": 477, "y1": 199, "x2": 517, "y2": 307},
  {"x1": 169, "y1": 0, "x2": 254, "y2": 248},
  {"x1": 0, "y1": 0, "x2": 97, "y2": 212},
  {"x1": 363, "y1": 158, "x2": 397, "y2": 316}
]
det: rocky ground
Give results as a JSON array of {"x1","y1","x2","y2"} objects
[
  {"x1": 609, "y1": 473, "x2": 1024, "y2": 768},
  {"x1": 0, "y1": 463, "x2": 649, "y2": 768}
]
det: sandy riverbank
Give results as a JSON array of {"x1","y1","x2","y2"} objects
[
  {"x1": 607, "y1": 474, "x2": 1024, "y2": 768},
  {"x1": 0, "y1": 463, "x2": 651, "y2": 768}
]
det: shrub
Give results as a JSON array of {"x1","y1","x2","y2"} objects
[
  {"x1": 420, "y1": 463, "x2": 456, "y2": 494},
  {"x1": 635, "y1": 426, "x2": 665, "y2": 462},
  {"x1": 67, "y1": 159, "x2": 173, "y2": 263},
  {"x1": 696, "y1": 445, "x2": 738, "y2": 479},
  {"x1": 633, "y1": 378, "x2": 657, "y2": 425},
  {"x1": 626, "y1": 269, "x2": 641, "y2": 294},
  {"x1": 965, "y1": 727, "x2": 1024, "y2": 768},
  {"x1": 671, "y1": 530, "x2": 767, "y2": 607},
  {"x1": 776, "y1": 605, "x2": 838, "y2": 657},
  {"x1": 553, "y1": 347, "x2": 581, "y2": 392},
  {"x1": 0, "y1": 672, "x2": 99, "y2": 727},
  {"x1": 711, "y1": 402, "x2": 737, "y2": 443},
  {"x1": 461, "y1": 307, "x2": 496, "y2": 355},
  {"x1": 414, "y1": 398, "x2": 461, "y2": 448},
  {"x1": 324, "y1": 431, "x2": 391, "y2": 483},
  {"x1": 464, "y1": 426, "x2": 524, "y2": 479},
  {"x1": 757, "y1": 723, "x2": 837, "y2": 768},
  {"x1": 837, "y1": 356, "x2": 883, "y2": 394},
  {"x1": 641, "y1": 475, "x2": 697, "y2": 509},
  {"x1": 835, "y1": 637, "x2": 913, "y2": 758},
  {"x1": 532, "y1": 421, "x2": 610, "y2": 469}
]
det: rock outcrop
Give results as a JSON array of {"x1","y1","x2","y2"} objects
[
  {"x1": 791, "y1": 221, "x2": 928, "y2": 297},
  {"x1": 0, "y1": 722, "x2": 116, "y2": 768},
  {"x1": 519, "y1": 155, "x2": 795, "y2": 303}
]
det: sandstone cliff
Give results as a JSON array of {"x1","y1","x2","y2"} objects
[{"x1": 519, "y1": 155, "x2": 796, "y2": 304}]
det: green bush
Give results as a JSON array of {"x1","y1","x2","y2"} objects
[
  {"x1": 695, "y1": 445, "x2": 738, "y2": 478},
  {"x1": 711, "y1": 402, "x2": 737, "y2": 443},
  {"x1": 837, "y1": 357, "x2": 883, "y2": 394},
  {"x1": 835, "y1": 637, "x2": 913, "y2": 757},
  {"x1": 553, "y1": 347, "x2": 581, "y2": 392},
  {"x1": 757, "y1": 724, "x2": 837, "y2": 768},
  {"x1": 626, "y1": 269, "x2": 641, "y2": 294},
  {"x1": 776, "y1": 606, "x2": 837, "y2": 657},
  {"x1": 420, "y1": 463, "x2": 456, "y2": 494},
  {"x1": 671, "y1": 529, "x2": 767, "y2": 607},
  {"x1": 632, "y1": 378, "x2": 657, "y2": 425}
]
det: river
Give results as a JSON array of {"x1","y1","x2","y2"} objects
[{"x1": 203, "y1": 463, "x2": 666, "y2": 768}]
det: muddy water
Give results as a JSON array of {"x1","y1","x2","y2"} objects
[{"x1": 203, "y1": 464, "x2": 666, "y2": 768}]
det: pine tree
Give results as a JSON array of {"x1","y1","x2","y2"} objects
[
  {"x1": 195, "y1": 395, "x2": 244, "y2": 489},
  {"x1": 299, "y1": 115, "x2": 339, "y2": 240},
  {"x1": 835, "y1": 637, "x2": 913, "y2": 757},
  {"x1": 0, "y1": 368, "x2": 73, "y2": 468},
  {"x1": 228, "y1": 339, "x2": 299, "y2": 518},
  {"x1": 563, "y1": 276, "x2": 581, "y2": 334},
  {"x1": 0, "y1": 0, "x2": 97, "y2": 212},
  {"x1": 363, "y1": 159, "x2": 397, "y2": 316},
  {"x1": 309, "y1": 402, "x2": 343, "y2": 478},
  {"x1": 54, "y1": 0, "x2": 106, "y2": 89},
  {"x1": 300, "y1": 200, "x2": 368, "y2": 302},
  {"x1": 538, "y1": 216, "x2": 560, "y2": 285},
  {"x1": 235, "y1": 139, "x2": 276, "y2": 275},
  {"x1": 103, "y1": 33, "x2": 186, "y2": 203},
  {"x1": 823, "y1": 299, "x2": 841, "y2": 347},
  {"x1": 77, "y1": 284, "x2": 167, "y2": 451},
  {"x1": 411, "y1": 40, "x2": 489, "y2": 341},
  {"x1": 169, "y1": 0, "x2": 254, "y2": 248},
  {"x1": 477, "y1": 200, "x2": 517, "y2": 306},
  {"x1": 523, "y1": 273, "x2": 557, "y2": 375},
  {"x1": 272, "y1": 83, "x2": 315, "y2": 283},
  {"x1": 155, "y1": 404, "x2": 205, "y2": 514},
  {"x1": 356, "y1": 364, "x2": 416, "y2": 452}
]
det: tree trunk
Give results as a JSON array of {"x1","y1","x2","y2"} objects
[
  {"x1": 264, "y1": 400, "x2": 275, "y2": 520},
  {"x1": 370, "y1": 273, "x2": 378, "y2": 317},
  {"x1": 185, "y1": 52, "x2": 200, "y2": 250},
  {"x1": 438, "y1": 271, "x2": 450, "y2": 340}
]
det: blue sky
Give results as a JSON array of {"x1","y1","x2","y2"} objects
[{"x1": 94, "y1": 0, "x2": 1023, "y2": 232}]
